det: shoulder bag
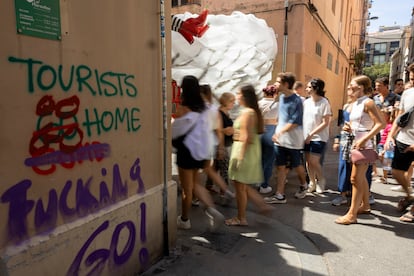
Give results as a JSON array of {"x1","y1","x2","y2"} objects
[
  {"x1": 349, "y1": 101, "x2": 378, "y2": 164},
  {"x1": 396, "y1": 106, "x2": 414, "y2": 128}
]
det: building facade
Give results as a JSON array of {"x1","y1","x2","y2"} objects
[
  {"x1": 365, "y1": 25, "x2": 412, "y2": 88},
  {"x1": 0, "y1": 1, "x2": 176, "y2": 275},
  {"x1": 365, "y1": 26, "x2": 404, "y2": 66}
]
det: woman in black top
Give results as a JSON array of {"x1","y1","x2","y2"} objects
[{"x1": 215, "y1": 92, "x2": 236, "y2": 186}]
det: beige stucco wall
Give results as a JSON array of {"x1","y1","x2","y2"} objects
[{"x1": 0, "y1": 1, "x2": 176, "y2": 275}]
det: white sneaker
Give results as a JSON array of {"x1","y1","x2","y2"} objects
[
  {"x1": 391, "y1": 186, "x2": 405, "y2": 192},
  {"x1": 316, "y1": 179, "x2": 326, "y2": 194},
  {"x1": 192, "y1": 199, "x2": 200, "y2": 206},
  {"x1": 369, "y1": 194, "x2": 376, "y2": 205},
  {"x1": 259, "y1": 186, "x2": 273, "y2": 194},
  {"x1": 307, "y1": 181, "x2": 316, "y2": 193},
  {"x1": 390, "y1": 186, "x2": 414, "y2": 195},
  {"x1": 205, "y1": 207, "x2": 224, "y2": 231},
  {"x1": 295, "y1": 185, "x2": 308, "y2": 199},
  {"x1": 177, "y1": 216, "x2": 191, "y2": 230},
  {"x1": 224, "y1": 189, "x2": 235, "y2": 199}
]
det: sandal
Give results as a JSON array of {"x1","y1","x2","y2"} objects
[
  {"x1": 225, "y1": 217, "x2": 248, "y2": 226},
  {"x1": 399, "y1": 211, "x2": 414, "y2": 223},
  {"x1": 334, "y1": 216, "x2": 357, "y2": 225},
  {"x1": 357, "y1": 209, "x2": 371, "y2": 215},
  {"x1": 397, "y1": 197, "x2": 414, "y2": 212}
]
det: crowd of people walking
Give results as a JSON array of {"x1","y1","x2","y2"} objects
[{"x1": 172, "y1": 65, "x2": 414, "y2": 230}]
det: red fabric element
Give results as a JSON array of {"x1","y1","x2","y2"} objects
[{"x1": 178, "y1": 10, "x2": 209, "y2": 44}]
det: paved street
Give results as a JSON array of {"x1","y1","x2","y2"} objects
[{"x1": 144, "y1": 144, "x2": 414, "y2": 276}]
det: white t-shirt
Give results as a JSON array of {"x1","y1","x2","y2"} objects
[
  {"x1": 303, "y1": 96, "x2": 332, "y2": 142},
  {"x1": 396, "y1": 87, "x2": 414, "y2": 145},
  {"x1": 258, "y1": 97, "x2": 279, "y2": 121}
]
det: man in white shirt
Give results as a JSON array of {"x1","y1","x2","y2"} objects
[{"x1": 385, "y1": 64, "x2": 414, "y2": 222}]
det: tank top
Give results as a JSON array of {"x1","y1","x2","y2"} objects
[
  {"x1": 350, "y1": 96, "x2": 374, "y2": 149},
  {"x1": 219, "y1": 109, "x2": 234, "y2": 147}
]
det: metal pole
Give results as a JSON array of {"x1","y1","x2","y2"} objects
[
  {"x1": 159, "y1": 0, "x2": 169, "y2": 257},
  {"x1": 282, "y1": 0, "x2": 289, "y2": 72}
]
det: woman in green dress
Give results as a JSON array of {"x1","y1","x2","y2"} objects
[{"x1": 226, "y1": 85, "x2": 274, "y2": 226}]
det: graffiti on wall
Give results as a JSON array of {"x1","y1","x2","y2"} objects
[
  {"x1": 67, "y1": 202, "x2": 149, "y2": 275},
  {"x1": 8, "y1": 56, "x2": 138, "y2": 96},
  {"x1": 2, "y1": 56, "x2": 150, "y2": 272},
  {"x1": 25, "y1": 94, "x2": 111, "y2": 175},
  {"x1": 8, "y1": 56, "x2": 141, "y2": 175},
  {"x1": 1, "y1": 158, "x2": 145, "y2": 241}
]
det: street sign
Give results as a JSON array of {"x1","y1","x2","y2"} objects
[{"x1": 15, "y1": 0, "x2": 61, "y2": 40}]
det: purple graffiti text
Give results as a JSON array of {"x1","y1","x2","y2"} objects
[
  {"x1": 1, "y1": 158, "x2": 144, "y2": 242},
  {"x1": 25, "y1": 142, "x2": 110, "y2": 167},
  {"x1": 67, "y1": 205, "x2": 147, "y2": 275}
]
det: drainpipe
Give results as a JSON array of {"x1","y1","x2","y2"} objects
[
  {"x1": 282, "y1": 0, "x2": 289, "y2": 72},
  {"x1": 159, "y1": 0, "x2": 169, "y2": 256}
]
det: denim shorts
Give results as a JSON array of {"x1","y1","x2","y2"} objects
[
  {"x1": 303, "y1": 141, "x2": 326, "y2": 155},
  {"x1": 274, "y1": 145, "x2": 304, "y2": 168}
]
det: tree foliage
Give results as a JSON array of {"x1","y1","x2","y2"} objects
[
  {"x1": 354, "y1": 51, "x2": 365, "y2": 74},
  {"x1": 362, "y1": 63, "x2": 390, "y2": 84}
]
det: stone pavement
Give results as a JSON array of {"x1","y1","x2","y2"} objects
[
  {"x1": 143, "y1": 147, "x2": 414, "y2": 276},
  {"x1": 143, "y1": 200, "x2": 328, "y2": 276}
]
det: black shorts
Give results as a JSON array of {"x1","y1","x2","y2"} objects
[
  {"x1": 176, "y1": 145, "x2": 207, "y2": 169},
  {"x1": 392, "y1": 140, "x2": 414, "y2": 171}
]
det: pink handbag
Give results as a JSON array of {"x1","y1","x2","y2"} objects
[{"x1": 350, "y1": 148, "x2": 378, "y2": 164}]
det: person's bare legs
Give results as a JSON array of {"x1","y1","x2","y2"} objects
[
  {"x1": 295, "y1": 164, "x2": 307, "y2": 186},
  {"x1": 178, "y1": 167, "x2": 195, "y2": 220},
  {"x1": 336, "y1": 163, "x2": 369, "y2": 223},
  {"x1": 276, "y1": 165, "x2": 287, "y2": 195},
  {"x1": 234, "y1": 181, "x2": 248, "y2": 222},
  {"x1": 305, "y1": 152, "x2": 319, "y2": 184},
  {"x1": 311, "y1": 154, "x2": 324, "y2": 181},
  {"x1": 308, "y1": 153, "x2": 326, "y2": 191},
  {"x1": 352, "y1": 163, "x2": 370, "y2": 213},
  {"x1": 245, "y1": 185, "x2": 274, "y2": 215},
  {"x1": 204, "y1": 165, "x2": 233, "y2": 196},
  {"x1": 193, "y1": 171, "x2": 215, "y2": 208},
  {"x1": 406, "y1": 163, "x2": 414, "y2": 186},
  {"x1": 393, "y1": 169, "x2": 413, "y2": 198},
  {"x1": 231, "y1": 182, "x2": 274, "y2": 225}
]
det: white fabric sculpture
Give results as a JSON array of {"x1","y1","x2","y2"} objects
[{"x1": 172, "y1": 11, "x2": 278, "y2": 98}]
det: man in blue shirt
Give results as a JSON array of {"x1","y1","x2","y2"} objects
[{"x1": 264, "y1": 72, "x2": 307, "y2": 204}]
